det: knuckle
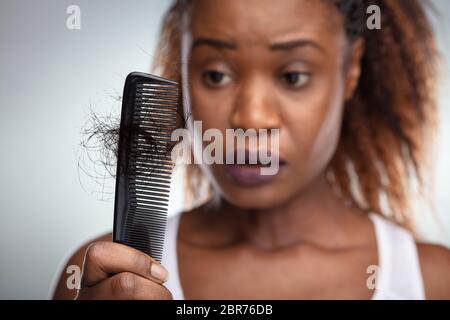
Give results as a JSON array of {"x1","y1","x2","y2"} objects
[
  {"x1": 85, "y1": 241, "x2": 107, "y2": 263},
  {"x1": 112, "y1": 272, "x2": 138, "y2": 298},
  {"x1": 159, "y1": 287, "x2": 173, "y2": 300},
  {"x1": 147, "y1": 283, "x2": 173, "y2": 300}
]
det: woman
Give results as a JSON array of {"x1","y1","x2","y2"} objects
[{"x1": 53, "y1": 0, "x2": 450, "y2": 299}]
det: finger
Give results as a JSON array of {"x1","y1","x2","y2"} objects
[
  {"x1": 77, "y1": 272, "x2": 173, "y2": 300},
  {"x1": 81, "y1": 241, "x2": 169, "y2": 288}
]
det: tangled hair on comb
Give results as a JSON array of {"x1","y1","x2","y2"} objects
[{"x1": 149, "y1": 0, "x2": 439, "y2": 233}]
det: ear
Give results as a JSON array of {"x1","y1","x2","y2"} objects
[{"x1": 344, "y1": 38, "x2": 365, "y2": 102}]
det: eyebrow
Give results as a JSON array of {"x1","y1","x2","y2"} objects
[
  {"x1": 269, "y1": 39, "x2": 325, "y2": 54},
  {"x1": 191, "y1": 37, "x2": 325, "y2": 54},
  {"x1": 192, "y1": 37, "x2": 237, "y2": 51}
]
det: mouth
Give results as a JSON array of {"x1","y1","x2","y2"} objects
[{"x1": 223, "y1": 149, "x2": 287, "y2": 187}]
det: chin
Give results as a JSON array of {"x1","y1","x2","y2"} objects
[
  {"x1": 211, "y1": 174, "x2": 300, "y2": 210},
  {"x1": 223, "y1": 193, "x2": 293, "y2": 210}
]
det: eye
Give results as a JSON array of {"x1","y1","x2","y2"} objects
[
  {"x1": 202, "y1": 70, "x2": 232, "y2": 88},
  {"x1": 280, "y1": 71, "x2": 311, "y2": 89}
]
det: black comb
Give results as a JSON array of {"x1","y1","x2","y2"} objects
[{"x1": 113, "y1": 72, "x2": 179, "y2": 262}]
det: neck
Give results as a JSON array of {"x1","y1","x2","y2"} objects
[{"x1": 211, "y1": 172, "x2": 364, "y2": 251}]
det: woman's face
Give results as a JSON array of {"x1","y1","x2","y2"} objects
[{"x1": 185, "y1": 0, "x2": 364, "y2": 209}]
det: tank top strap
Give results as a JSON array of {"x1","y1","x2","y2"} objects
[
  {"x1": 161, "y1": 213, "x2": 185, "y2": 299},
  {"x1": 369, "y1": 213, "x2": 425, "y2": 299}
]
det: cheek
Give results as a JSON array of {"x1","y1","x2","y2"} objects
[
  {"x1": 189, "y1": 72, "x2": 216, "y2": 121},
  {"x1": 188, "y1": 80, "x2": 234, "y2": 131},
  {"x1": 283, "y1": 71, "x2": 345, "y2": 170}
]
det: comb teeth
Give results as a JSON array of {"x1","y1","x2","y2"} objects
[{"x1": 113, "y1": 73, "x2": 178, "y2": 262}]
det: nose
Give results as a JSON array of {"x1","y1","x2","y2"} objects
[{"x1": 229, "y1": 78, "x2": 281, "y2": 131}]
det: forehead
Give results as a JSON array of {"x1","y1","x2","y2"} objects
[{"x1": 189, "y1": 0, "x2": 345, "y2": 45}]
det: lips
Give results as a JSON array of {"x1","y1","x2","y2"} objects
[{"x1": 223, "y1": 149, "x2": 286, "y2": 187}]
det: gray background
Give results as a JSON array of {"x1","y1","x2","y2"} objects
[{"x1": 0, "y1": 0, "x2": 449, "y2": 299}]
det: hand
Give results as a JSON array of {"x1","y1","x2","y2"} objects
[{"x1": 75, "y1": 241, "x2": 172, "y2": 300}]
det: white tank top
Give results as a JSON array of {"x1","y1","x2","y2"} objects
[{"x1": 161, "y1": 212, "x2": 425, "y2": 300}]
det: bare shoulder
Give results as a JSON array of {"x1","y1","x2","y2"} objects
[
  {"x1": 417, "y1": 242, "x2": 450, "y2": 299},
  {"x1": 52, "y1": 232, "x2": 112, "y2": 300}
]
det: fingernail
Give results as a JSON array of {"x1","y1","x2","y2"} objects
[{"x1": 151, "y1": 262, "x2": 169, "y2": 282}]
